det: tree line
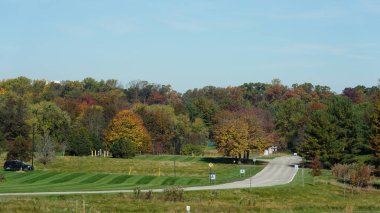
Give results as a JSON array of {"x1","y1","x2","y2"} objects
[{"x1": 0, "y1": 77, "x2": 379, "y2": 169}]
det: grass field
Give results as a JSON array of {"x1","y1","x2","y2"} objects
[
  {"x1": 0, "y1": 155, "x2": 265, "y2": 193},
  {"x1": 0, "y1": 169, "x2": 379, "y2": 212}
]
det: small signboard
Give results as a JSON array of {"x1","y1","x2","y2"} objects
[
  {"x1": 294, "y1": 153, "x2": 298, "y2": 156},
  {"x1": 264, "y1": 149, "x2": 269, "y2": 156},
  {"x1": 240, "y1": 168, "x2": 246, "y2": 174},
  {"x1": 294, "y1": 164, "x2": 299, "y2": 169},
  {"x1": 253, "y1": 158, "x2": 256, "y2": 162},
  {"x1": 210, "y1": 173, "x2": 216, "y2": 180},
  {"x1": 208, "y1": 163, "x2": 214, "y2": 168}
]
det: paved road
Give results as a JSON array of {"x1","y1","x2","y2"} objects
[{"x1": 0, "y1": 156, "x2": 301, "y2": 196}]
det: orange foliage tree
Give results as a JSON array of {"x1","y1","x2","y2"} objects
[{"x1": 104, "y1": 109, "x2": 152, "y2": 153}]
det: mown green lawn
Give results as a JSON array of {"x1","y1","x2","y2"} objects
[
  {"x1": 0, "y1": 155, "x2": 265, "y2": 193},
  {"x1": 0, "y1": 169, "x2": 379, "y2": 212}
]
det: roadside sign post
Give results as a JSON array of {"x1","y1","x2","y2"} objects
[
  {"x1": 251, "y1": 157, "x2": 257, "y2": 189},
  {"x1": 210, "y1": 173, "x2": 216, "y2": 184},
  {"x1": 208, "y1": 163, "x2": 214, "y2": 184},
  {"x1": 240, "y1": 168, "x2": 245, "y2": 177},
  {"x1": 186, "y1": 205, "x2": 191, "y2": 213}
]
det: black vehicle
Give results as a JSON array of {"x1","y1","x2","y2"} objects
[{"x1": 3, "y1": 160, "x2": 33, "y2": 171}]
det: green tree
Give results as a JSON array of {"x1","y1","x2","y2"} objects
[
  {"x1": 0, "y1": 91, "x2": 30, "y2": 141},
  {"x1": 370, "y1": 102, "x2": 380, "y2": 166},
  {"x1": 6, "y1": 136, "x2": 32, "y2": 162},
  {"x1": 273, "y1": 98, "x2": 306, "y2": 150},
  {"x1": 67, "y1": 124, "x2": 92, "y2": 156},
  {"x1": 79, "y1": 105, "x2": 106, "y2": 138},
  {"x1": 186, "y1": 98, "x2": 219, "y2": 127},
  {"x1": 300, "y1": 96, "x2": 356, "y2": 167},
  {"x1": 134, "y1": 104, "x2": 177, "y2": 154},
  {"x1": 110, "y1": 138, "x2": 137, "y2": 158},
  {"x1": 351, "y1": 103, "x2": 374, "y2": 157},
  {"x1": 326, "y1": 96, "x2": 356, "y2": 163},
  {"x1": 0, "y1": 76, "x2": 32, "y2": 96},
  {"x1": 30, "y1": 101, "x2": 71, "y2": 168}
]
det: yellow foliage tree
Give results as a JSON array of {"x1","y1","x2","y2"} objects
[
  {"x1": 213, "y1": 110, "x2": 272, "y2": 160},
  {"x1": 0, "y1": 88, "x2": 5, "y2": 95},
  {"x1": 213, "y1": 118, "x2": 249, "y2": 158},
  {"x1": 104, "y1": 109, "x2": 152, "y2": 153}
]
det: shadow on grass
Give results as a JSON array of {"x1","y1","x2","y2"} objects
[{"x1": 200, "y1": 157, "x2": 266, "y2": 165}]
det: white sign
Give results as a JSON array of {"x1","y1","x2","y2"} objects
[
  {"x1": 253, "y1": 158, "x2": 256, "y2": 162},
  {"x1": 294, "y1": 153, "x2": 298, "y2": 156},
  {"x1": 240, "y1": 168, "x2": 246, "y2": 174},
  {"x1": 210, "y1": 173, "x2": 216, "y2": 180},
  {"x1": 264, "y1": 150, "x2": 269, "y2": 156},
  {"x1": 294, "y1": 164, "x2": 299, "y2": 169},
  {"x1": 186, "y1": 206, "x2": 191, "y2": 212}
]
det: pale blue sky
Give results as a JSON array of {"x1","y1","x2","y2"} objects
[{"x1": 1, "y1": 0, "x2": 379, "y2": 92}]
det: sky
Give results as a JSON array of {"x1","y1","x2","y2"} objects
[{"x1": 1, "y1": 0, "x2": 379, "y2": 93}]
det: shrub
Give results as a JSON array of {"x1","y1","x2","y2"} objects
[
  {"x1": 311, "y1": 155, "x2": 322, "y2": 176},
  {"x1": 163, "y1": 186, "x2": 184, "y2": 202},
  {"x1": 181, "y1": 144, "x2": 204, "y2": 156},
  {"x1": 332, "y1": 163, "x2": 373, "y2": 187},
  {"x1": 110, "y1": 138, "x2": 137, "y2": 158},
  {"x1": 0, "y1": 174, "x2": 6, "y2": 183},
  {"x1": 350, "y1": 164, "x2": 372, "y2": 188},
  {"x1": 144, "y1": 190, "x2": 153, "y2": 200},
  {"x1": 332, "y1": 164, "x2": 350, "y2": 180}
]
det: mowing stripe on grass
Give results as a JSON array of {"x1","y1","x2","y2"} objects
[
  {"x1": 4, "y1": 172, "x2": 32, "y2": 180},
  {"x1": 167, "y1": 156, "x2": 180, "y2": 161},
  {"x1": 108, "y1": 175, "x2": 132, "y2": 184},
  {"x1": 187, "y1": 178, "x2": 201, "y2": 185},
  {"x1": 136, "y1": 176, "x2": 156, "y2": 184},
  {"x1": 80, "y1": 174, "x2": 109, "y2": 184},
  {"x1": 162, "y1": 177, "x2": 178, "y2": 185},
  {"x1": 22, "y1": 172, "x2": 60, "y2": 184},
  {"x1": 49, "y1": 173, "x2": 85, "y2": 184},
  {"x1": 182, "y1": 157, "x2": 197, "y2": 162}
]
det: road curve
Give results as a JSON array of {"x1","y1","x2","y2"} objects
[{"x1": 0, "y1": 156, "x2": 301, "y2": 196}]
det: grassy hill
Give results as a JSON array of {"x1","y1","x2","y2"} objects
[{"x1": 0, "y1": 155, "x2": 265, "y2": 193}]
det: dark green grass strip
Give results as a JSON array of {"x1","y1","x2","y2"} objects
[
  {"x1": 182, "y1": 157, "x2": 197, "y2": 162},
  {"x1": 49, "y1": 173, "x2": 85, "y2": 184},
  {"x1": 80, "y1": 174, "x2": 109, "y2": 184},
  {"x1": 162, "y1": 177, "x2": 178, "y2": 185},
  {"x1": 136, "y1": 176, "x2": 156, "y2": 184},
  {"x1": 107, "y1": 175, "x2": 132, "y2": 184},
  {"x1": 4, "y1": 172, "x2": 31, "y2": 180},
  {"x1": 187, "y1": 179, "x2": 201, "y2": 185},
  {"x1": 22, "y1": 172, "x2": 60, "y2": 184}
]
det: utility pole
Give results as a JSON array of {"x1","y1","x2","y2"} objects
[
  {"x1": 174, "y1": 160, "x2": 176, "y2": 177},
  {"x1": 32, "y1": 124, "x2": 35, "y2": 169},
  {"x1": 302, "y1": 157, "x2": 305, "y2": 187}
]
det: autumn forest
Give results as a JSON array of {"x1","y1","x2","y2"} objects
[{"x1": 0, "y1": 77, "x2": 380, "y2": 170}]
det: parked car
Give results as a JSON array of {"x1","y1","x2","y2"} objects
[{"x1": 3, "y1": 160, "x2": 33, "y2": 171}]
